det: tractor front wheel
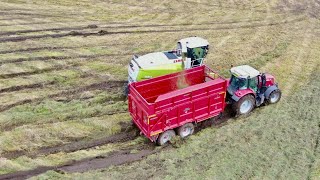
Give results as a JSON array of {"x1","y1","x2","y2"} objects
[
  {"x1": 157, "y1": 130, "x2": 176, "y2": 146},
  {"x1": 233, "y1": 95, "x2": 255, "y2": 116},
  {"x1": 267, "y1": 89, "x2": 281, "y2": 104}
]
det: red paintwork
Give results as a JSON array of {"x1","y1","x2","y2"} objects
[
  {"x1": 128, "y1": 65, "x2": 228, "y2": 142},
  {"x1": 265, "y1": 73, "x2": 275, "y2": 86},
  {"x1": 234, "y1": 89, "x2": 255, "y2": 98}
]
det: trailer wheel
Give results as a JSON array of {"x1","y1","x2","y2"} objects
[
  {"x1": 267, "y1": 89, "x2": 281, "y2": 104},
  {"x1": 233, "y1": 95, "x2": 255, "y2": 116},
  {"x1": 157, "y1": 130, "x2": 176, "y2": 146},
  {"x1": 177, "y1": 123, "x2": 194, "y2": 138}
]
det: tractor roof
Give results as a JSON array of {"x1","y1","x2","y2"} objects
[
  {"x1": 230, "y1": 65, "x2": 260, "y2": 78},
  {"x1": 178, "y1": 37, "x2": 209, "y2": 48}
]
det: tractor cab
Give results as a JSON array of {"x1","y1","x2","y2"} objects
[
  {"x1": 228, "y1": 65, "x2": 261, "y2": 94},
  {"x1": 227, "y1": 65, "x2": 281, "y2": 116}
]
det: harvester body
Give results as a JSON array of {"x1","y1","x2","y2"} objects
[{"x1": 128, "y1": 37, "x2": 209, "y2": 83}]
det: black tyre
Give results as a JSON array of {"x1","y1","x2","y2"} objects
[
  {"x1": 157, "y1": 130, "x2": 176, "y2": 146},
  {"x1": 267, "y1": 89, "x2": 281, "y2": 104},
  {"x1": 177, "y1": 123, "x2": 194, "y2": 138},
  {"x1": 123, "y1": 83, "x2": 129, "y2": 96},
  {"x1": 233, "y1": 95, "x2": 255, "y2": 116}
]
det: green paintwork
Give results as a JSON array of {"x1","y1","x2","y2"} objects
[{"x1": 136, "y1": 63, "x2": 183, "y2": 81}]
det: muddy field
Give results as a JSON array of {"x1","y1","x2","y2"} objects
[{"x1": 0, "y1": 0, "x2": 319, "y2": 179}]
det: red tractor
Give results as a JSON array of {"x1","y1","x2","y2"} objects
[{"x1": 227, "y1": 65, "x2": 281, "y2": 116}]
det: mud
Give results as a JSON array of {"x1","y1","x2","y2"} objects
[
  {"x1": 2, "y1": 125, "x2": 137, "y2": 159},
  {"x1": 0, "y1": 66, "x2": 69, "y2": 79},
  {"x1": 0, "y1": 81, "x2": 55, "y2": 94},
  {"x1": 0, "y1": 147, "x2": 155, "y2": 180},
  {"x1": 59, "y1": 148, "x2": 154, "y2": 173}
]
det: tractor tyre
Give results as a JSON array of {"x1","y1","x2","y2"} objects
[
  {"x1": 157, "y1": 130, "x2": 176, "y2": 146},
  {"x1": 177, "y1": 123, "x2": 194, "y2": 138},
  {"x1": 233, "y1": 95, "x2": 255, "y2": 116},
  {"x1": 267, "y1": 89, "x2": 281, "y2": 104}
]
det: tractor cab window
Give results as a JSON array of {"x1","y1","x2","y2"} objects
[
  {"x1": 248, "y1": 77, "x2": 258, "y2": 92},
  {"x1": 230, "y1": 75, "x2": 247, "y2": 90}
]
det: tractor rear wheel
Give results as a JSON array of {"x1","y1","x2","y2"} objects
[
  {"x1": 177, "y1": 123, "x2": 194, "y2": 138},
  {"x1": 157, "y1": 130, "x2": 176, "y2": 146},
  {"x1": 233, "y1": 95, "x2": 255, "y2": 116},
  {"x1": 267, "y1": 89, "x2": 281, "y2": 104}
]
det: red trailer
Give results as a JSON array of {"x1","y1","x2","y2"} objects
[{"x1": 128, "y1": 65, "x2": 228, "y2": 145}]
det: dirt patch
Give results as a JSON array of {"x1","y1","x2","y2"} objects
[
  {"x1": 59, "y1": 148, "x2": 154, "y2": 173},
  {"x1": 0, "y1": 146, "x2": 156, "y2": 180},
  {"x1": 0, "y1": 81, "x2": 55, "y2": 94},
  {"x1": 0, "y1": 65, "x2": 70, "y2": 79},
  {"x1": 2, "y1": 126, "x2": 137, "y2": 159}
]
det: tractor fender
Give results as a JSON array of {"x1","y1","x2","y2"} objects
[
  {"x1": 231, "y1": 89, "x2": 255, "y2": 102},
  {"x1": 231, "y1": 94, "x2": 241, "y2": 102},
  {"x1": 264, "y1": 85, "x2": 279, "y2": 99}
]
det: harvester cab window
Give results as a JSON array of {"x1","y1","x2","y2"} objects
[
  {"x1": 176, "y1": 42, "x2": 182, "y2": 57},
  {"x1": 187, "y1": 47, "x2": 205, "y2": 68}
]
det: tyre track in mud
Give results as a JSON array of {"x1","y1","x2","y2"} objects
[
  {"x1": 1, "y1": 104, "x2": 128, "y2": 133},
  {"x1": 0, "y1": 110, "x2": 236, "y2": 179},
  {"x1": 0, "y1": 24, "x2": 99, "y2": 36},
  {"x1": 0, "y1": 17, "x2": 304, "y2": 43},
  {"x1": 0, "y1": 42, "x2": 133, "y2": 54},
  {"x1": 0, "y1": 65, "x2": 72, "y2": 79},
  {"x1": 0, "y1": 52, "x2": 138, "y2": 66},
  {"x1": 0, "y1": 18, "x2": 264, "y2": 36},
  {"x1": 0, "y1": 11, "x2": 82, "y2": 18},
  {"x1": 0, "y1": 146, "x2": 157, "y2": 180},
  {"x1": 2, "y1": 123, "x2": 136, "y2": 159},
  {"x1": 0, "y1": 80, "x2": 127, "y2": 113},
  {"x1": 0, "y1": 81, "x2": 56, "y2": 94}
]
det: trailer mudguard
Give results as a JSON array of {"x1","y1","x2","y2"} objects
[{"x1": 264, "y1": 85, "x2": 279, "y2": 99}]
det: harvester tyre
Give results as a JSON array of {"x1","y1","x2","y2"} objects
[
  {"x1": 177, "y1": 123, "x2": 194, "y2": 138},
  {"x1": 157, "y1": 130, "x2": 176, "y2": 146},
  {"x1": 233, "y1": 95, "x2": 255, "y2": 116},
  {"x1": 267, "y1": 89, "x2": 281, "y2": 104}
]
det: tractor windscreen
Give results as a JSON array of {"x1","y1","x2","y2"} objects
[{"x1": 230, "y1": 75, "x2": 247, "y2": 90}]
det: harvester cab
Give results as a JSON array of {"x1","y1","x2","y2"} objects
[
  {"x1": 177, "y1": 37, "x2": 209, "y2": 69},
  {"x1": 227, "y1": 65, "x2": 281, "y2": 116},
  {"x1": 127, "y1": 37, "x2": 209, "y2": 83}
]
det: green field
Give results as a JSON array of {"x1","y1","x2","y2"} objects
[{"x1": 0, "y1": 0, "x2": 319, "y2": 179}]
